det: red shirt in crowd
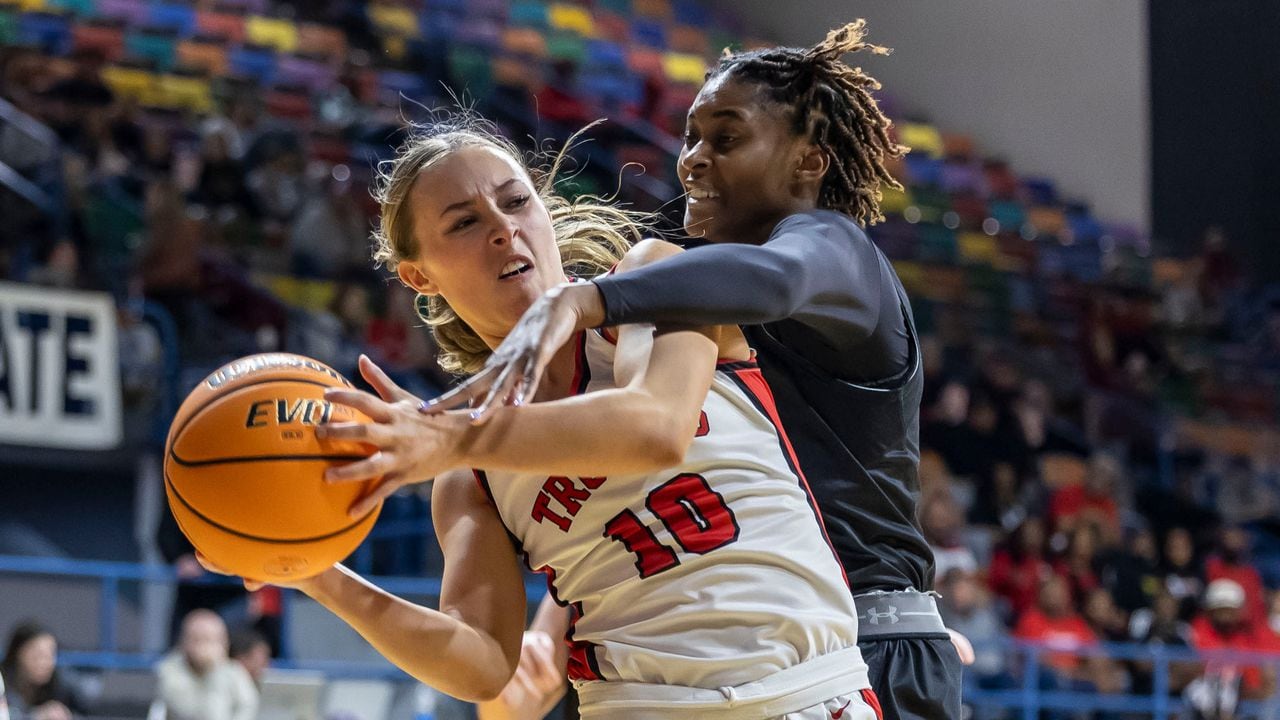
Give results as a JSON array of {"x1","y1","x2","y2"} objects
[
  {"x1": 1205, "y1": 556, "x2": 1267, "y2": 627},
  {"x1": 1015, "y1": 608, "x2": 1099, "y2": 674},
  {"x1": 1049, "y1": 484, "x2": 1118, "y2": 534},
  {"x1": 990, "y1": 550, "x2": 1054, "y2": 618},
  {"x1": 1190, "y1": 616, "x2": 1273, "y2": 693}
]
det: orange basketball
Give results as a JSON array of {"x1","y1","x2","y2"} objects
[{"x1": 163, "y1": 353, "x2": 382, "y2": 583}]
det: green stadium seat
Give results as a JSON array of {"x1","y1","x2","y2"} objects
[
  {"x1": 45, "y1": 0, "x2": 92, "y2": 16},
  {"x1": 507, "y1": 0, "x2": 548, "y2": 29},
  {"x1": 448, "y1": 44, "x2": 493, "y2": 97},
  {"x1": 0, "y1": 9, "x2": 15, "y2": 43},
  {"x1": 545, "y1": 32, "x2": 585, "y2": 63},
  {"x1": 125, "y1": 29, "x2": 177, "y2": 71}
]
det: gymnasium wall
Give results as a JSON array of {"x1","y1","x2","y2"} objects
[{"x1": 716, "y1": 0, "x2": 1151, "y2": 232}]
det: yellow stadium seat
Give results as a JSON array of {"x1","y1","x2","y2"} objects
[
  {"x1": 661, "y1": 52, "x2": 705, "y2": 84},
  {"x1": 879, "y1": 185, "x2": 910, "y2": 216},
  {"x1": 898, "y1": 122, "x2": 944, "y2": 158},
  {"x1": 548, "y1": 3, "x2": 592, "y2": 36},
  {"x1": 368, "y1": 4, "x2": 420, "y2": 38},
  {"x1": 260, "y1": 274, "x2": 337, "y2": 311},
  {"x1": 891, "y1": 260, "x2": 924, "y2": 294},
  {"x1": 245, "y1": 15, "x2": 298, "y2": 53},
  {"x1": 156, "y1": 73, "x2": 213, "y2": 113},
  {"x1": 957, "y1": 232, "x2": 998, "y2": 266},
  {"x1": 101, "y1": 65, "x2": 158, "y2": 105},
  {"x1": 5, "y1": 0, "x2": 47, "y2": 11}
]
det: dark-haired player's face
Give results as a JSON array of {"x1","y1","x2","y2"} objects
[{"x1": 679, "y1": 75, "x2": 821, "y2": 245}]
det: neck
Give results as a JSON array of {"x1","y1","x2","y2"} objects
[{"x1": 535, "y1": 333, "x2": 582, "y2": 401}]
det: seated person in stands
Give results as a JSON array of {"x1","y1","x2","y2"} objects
[
  {"x1": 228, "y1": 628, "x2": 272, "y2": 690},
  {"x1": 154, "y1": 610, "x2": 258, "y2": 720},
  {"x1": 0, "y1": 621, "x2": 90, "y2": 720}
]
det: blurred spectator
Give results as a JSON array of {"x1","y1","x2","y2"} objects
[
  {"x1": 288, "y1": 165, "x2": 367, "y2": 278},
  {"x1": 155, "y1": 610, "x2": 258, "y2": 720},
  {"x1": 1205, "y1": 526, "x2": 1267, "y2": 628},
  {"x1": 1188, "y1": 579, "x2": 1276, "y2": 703},
  {"x1": 1160, "y1": 527, "x2": 1205, "y2": 621},
  {"x1": 1096, "y1": 527, "x2": 1160, "y2": 614},
  {"x1": 921, "y1": 492, "x2": 978, "y2": 580},
  {"x1": 1, "y1": 622, "x2": 90, "y2": 720},
  {"x1": 1053, "y1": 524, "x2": 1103, "y2": 607},
  {"x1": 1014, "y1": 576, "x2": 1123, "y2": 697},
  {"x1": 0, "y1": 673, "x2": 9, "y2": 720},
  {"x1": 191, "y1": 128, "x2": 257, "y2": 218},
  {"x1": 938, "y1": 569, "x2": 1011, "y2": 686},
  {"x1": 990, "y1": 516, "x2": 1054, "y2": 619},
  {"x1": 228, "y1": 628, "x2": 271, "y2": 689},
  {"x1": 1128, "y1": 590, "x2": 1198, "y2": 696},
  {"x1": 1083, "y1": 587, "x2": 1128, "y2": 643},
  {"x1": 1049, "y1": 453, "x2": 1122, "y2": 538}
]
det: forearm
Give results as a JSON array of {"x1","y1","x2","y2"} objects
[
  {"x1": 592, "y1": 243, "x2": 813, "y2": 327},
  {"x1": 304, "y1": 566, "x2": 514, "y2": 701},
  {"x1": 451, "y1": 386, "x2": 692, "y2": 476}
]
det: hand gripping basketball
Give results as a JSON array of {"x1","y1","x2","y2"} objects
[{"x1": 319, "y1": 355, "x2": 468, "y2": 517}]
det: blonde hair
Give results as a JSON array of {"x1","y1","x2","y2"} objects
[{"x1": 372, "y1": 117, "x2": 647, "y2": 375}]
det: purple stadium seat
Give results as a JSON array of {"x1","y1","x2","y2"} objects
[
  {"x1": 1021, "y1": 177, "x2": 1058, "y2": 206},
  {"x1": 276, "y1": 54, "x2": 336, "y2": 93},
  {"x1": 940, "y1": 160, "x2": 983, "y2": 195},
  {"x1": 96, "y1": 0, "x2": 149, "y2": 27}
]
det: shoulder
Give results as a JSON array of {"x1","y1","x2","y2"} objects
[
  {"x1": 772, "y1": 210, "x2": 871, "y2": 245},
  {"x1": 614, "y1": 238, "x2": 684, "y2": 274}
]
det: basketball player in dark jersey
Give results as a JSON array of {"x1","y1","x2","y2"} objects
[{"x1": 416, "y1": 22, "x2": 965, "y2": 719}]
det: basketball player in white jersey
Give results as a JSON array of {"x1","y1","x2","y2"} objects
[{"x1": 202, "y1": 121, "x2": 882, "y2": 719}]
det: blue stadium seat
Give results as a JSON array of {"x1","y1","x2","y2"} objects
[
  {"x1": 904, "y1": 154, "x2": 944, "y2": 188},
  {"x1": 19, "y1": 11, "x2": 72, "y2": 55},
  {"x1": 585, "y1": 38, "x2": 626, "y2": 69},
  {"x1": 147, "y1": 2, "x2": 195, "y2": 37},
  {"x1": 228, "y1": 43, "x2": 276, "y2": 83},
  {"x1": 671, "y1": 0, "x2": 709, "y2": 27},
  {"x1": 630, "y1": 18, "x2": 665, "y2": 49}
]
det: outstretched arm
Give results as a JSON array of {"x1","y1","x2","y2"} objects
[
  {"x1": 324, "y1": 240, "x2": 739, "y2": 515},
  {"x1": 427, "y1": 212, "x2": 894, "y2": 418}
]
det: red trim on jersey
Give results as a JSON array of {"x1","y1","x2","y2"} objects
[
  {"x1": 527, "y1": 566, "x2": 601, "y2": 682},
  {"x1": 566, "y1": 601, "x2": 603, "y2": 682},
  {"x1": 599, "y1": 326, "x2": 619, "y2": 345},
  {"x1": 860, "y1": 689, "x2": 884, "y2": 720},
  {"x1": 725, "y1": 365, "x2": 849, "y2": 588}
]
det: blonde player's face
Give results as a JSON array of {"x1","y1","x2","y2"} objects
[{"x1": 400, "y1": 145, "x2": 564, "y2": 347}]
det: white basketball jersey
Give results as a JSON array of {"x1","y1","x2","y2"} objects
[{"x1": 477, "y1": 331, "x2": 863, "y2": 691}]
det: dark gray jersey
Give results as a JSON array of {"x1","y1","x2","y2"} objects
[{"x1": 593, "y1": 210, "x2": 933, "y2": 592}]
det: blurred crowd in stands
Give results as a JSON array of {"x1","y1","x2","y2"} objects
[{"x1": 5, "y1": 0, "x2": 1280, "y2": 718}]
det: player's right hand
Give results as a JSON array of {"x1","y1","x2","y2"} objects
[
  {"x1": 193, "y1": 552, "x2": 327, "y2": 594},
  {"x1": 476, "y1": 631, "x2": 567, "y2": 720}
]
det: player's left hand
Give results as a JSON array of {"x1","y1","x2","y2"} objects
[
  {"x1": 319, "y1": 355, "x2": 467, "y2": 516},
  {"x1": 947, "y1": 627, "x2": 976, "y2": 666},
  {"x1": 192, "y1": 551, "x2": 327, "y2": 593}
]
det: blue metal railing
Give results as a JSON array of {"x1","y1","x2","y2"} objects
[
  {"x1": 0, "y1": 554, "x2": 547, "y2": 680},
  {"x1": 6, "y1": 554, "x2": 1280, "y2": 715}
]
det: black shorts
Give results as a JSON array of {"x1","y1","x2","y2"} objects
[{"x1": 858, "y1": 634, "x2": 963, "y2": 720}]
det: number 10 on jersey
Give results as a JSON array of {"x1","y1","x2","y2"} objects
[{"x1": 603, "y1": 474, "x2": 740, "y2": 578}]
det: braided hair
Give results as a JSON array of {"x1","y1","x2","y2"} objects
[{"x1": 709, "y1": 20, "x2": 907, "y2": 225}]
